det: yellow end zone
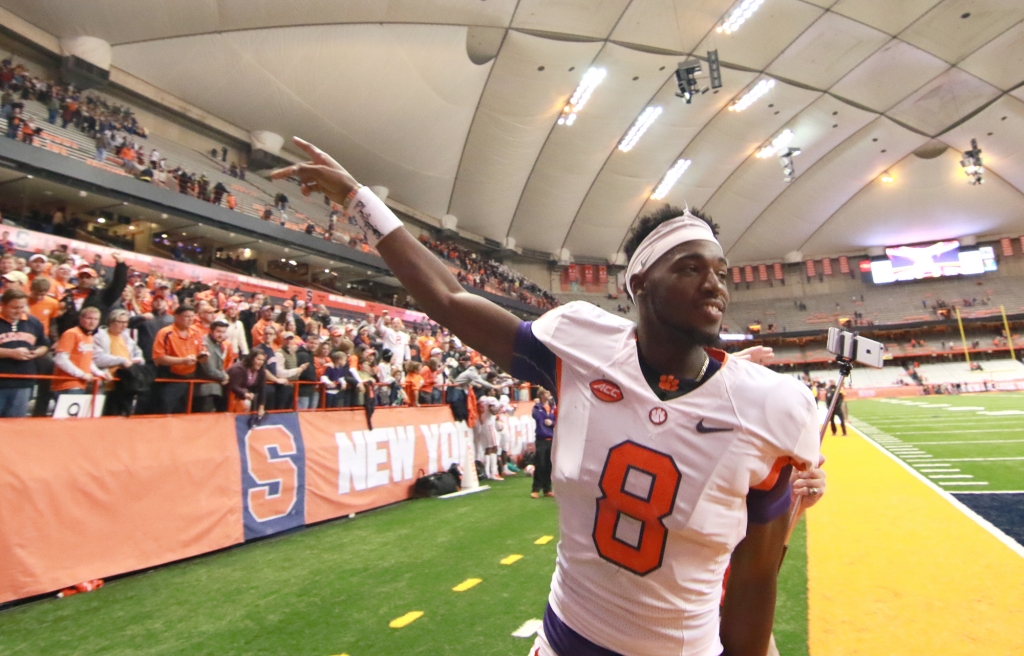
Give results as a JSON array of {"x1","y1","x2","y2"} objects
[{"x1": 808, "y1": 427, "x2": 1024, "y2": 655}]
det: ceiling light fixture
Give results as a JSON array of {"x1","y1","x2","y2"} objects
[
  {"x1": 779, "y1": 148, "x2": 801, "y2": 182},
  {"x1": 755, "y1": 129, "x2": 794, "y2": 159},
  {"x1": 960, "y1": 139, "x2": 984, "y2": 185},
  {"x1": 96, "y1": 217, "x2": 106, "y2": 224},
  {"x1": 729, "y1": 79, "x2": 775, "y2": 112},
  {"x1": 651, "y1": 158, "x2": 692, "y2": 200},
  {"x1": 717, "y1": 0, "x2": 766, "y2": 34},
  {"x1": 558, "y1": 67, "x2": 607, "y2": 126},
  {"x1": 619, "y1": 106, "x2": 663, "y2": 152},
  {"x1": 881, "y1": 172, "x2": 894, "y2": 183}
]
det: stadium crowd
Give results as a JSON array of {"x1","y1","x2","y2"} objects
[{"x1": 2, "y1": 54, "x2": 557, "y2": 311}]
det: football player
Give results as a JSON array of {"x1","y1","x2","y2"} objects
[{"x1": 274, "y1": 138, "x2": 826, "y2": 656}]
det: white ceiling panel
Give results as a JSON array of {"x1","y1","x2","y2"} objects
[
  {"x1": 887, "y1": 67, "x2": 1000, "y2": 136},
  {"x1": 940, "y1": 95, "x2": 1024, "y2": 195},
  {"x1": 768, "y1": 12, "x2": 890, "y2": 89},
  {"x1": 729, "y1": 118, "x2": 928, "y2": 261},
  {"x1": 707, "y1": 94, "x2": 877, "y2": 255},
  {"x1": 512, "y1": 0, "x2": 631, "y2": 40},
  {"x1": 900, "y1": 0, "x2": 1024, "y2": 64},
  {"x1": 217, "y1": 0, "x2": 518, "y2": 34},
  {"x1": 831, "y1": 40, "x2": 949, "y2": 112},
  {"x1": 831, "y1": 0, "x2": 942, "y2": 36},
  {"x1": 803, "y1": 149, "x2": 1024, "y2": 255},
  {"x1": 0, "y1": 0, "x2": 218, "y2": 44},
  {"x1": 959, "y1": 21, "x2": 1024, "y2": 91},
  {"x1": 449, "y1": 32, "x2": 604, "y2": 240},
  {"x1": 508, "y1": 43, "x2": 682, "y2": 252},
  {"x1": 611, "y1": 0, "x2": 734, "y2": 54},
  {"x1": 563, "y1": 68, "x2": 759, "y2": 258},
  {"x1": 696, "y1": 0, "x2": 826, "y2": 71},
  {"x1": 643, "y1": 78, "x2": 822, "y2": 219},
  {"x1": 115, "y1": 24, "x2": 490, "y2": 217}
]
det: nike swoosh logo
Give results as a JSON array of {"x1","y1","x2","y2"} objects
[{"x1": 696, "y1": 419, "x2": 733, "y2": 434}]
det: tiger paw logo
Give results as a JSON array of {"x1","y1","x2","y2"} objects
[{"x1": 590, "y1": 379, "x2": 624, "y2": 403}]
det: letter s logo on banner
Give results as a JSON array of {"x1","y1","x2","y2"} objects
[{"x1": 236, "y1": 414, "x2": 306, "y2": 540}]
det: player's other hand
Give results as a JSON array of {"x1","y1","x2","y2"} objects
[
  {"x1": 792, "y1": 455, "x2": 826, "y2": 508},
  {"x1": 270, "y1": 138, "x2": 359, "y2": 205},
  {"x1": 733, "y1": 345, "x2": 774, "y2": 364}
]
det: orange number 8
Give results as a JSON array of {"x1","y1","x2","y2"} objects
[{"x1": 593, "y1": 441, "x2": 681, "y2": 576}]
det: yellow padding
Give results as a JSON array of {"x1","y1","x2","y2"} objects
[
  {"x1": 452, "y1": 578, "x2": 482, "y2": 592},
  {"x1": 388, "y1": 611, "x2": 424, "y2": 629},
  {"x1": 534, "y1": 535, "x2": 554, "y2": 545},
  {"x1": 500, "y1": 554, "x2": 524, "y2": 565},
  {"x1": 808, "y1": 430, "x2": 1024, "y2": 655}
]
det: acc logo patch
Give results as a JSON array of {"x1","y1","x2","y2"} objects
[
  {"x1": 590, "y1": 379, "x2": 624, "y2": 403},
  {"x1": 649, "y1": 407, "x2": 668, "y2": 425}
]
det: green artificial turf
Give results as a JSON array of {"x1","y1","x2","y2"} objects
[
  {"x1": 849, "y1": 392, "x2": 1024, "y2": 491},
  {"x1": 0, "y1": 476, "x2": 811, "y2": 656}
]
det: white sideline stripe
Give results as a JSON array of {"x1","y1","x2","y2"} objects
[
  {"x1": 914, "y1": 463, "x2": 952, "y2": 467},
  {"x1": 888, "y1": 428, "x2": 1024, "y2": 435},
  {"x1": 849, "y1": 419, "x2": 1024, "y2": 559},
  {"x1": 939, "y1": 482, "x2": 990, "y2": 486},
  {"x1": 900, "y1": 439, "x2": 1024, "y2": 445},
  {"x1": 952, "y1": 490, "x2": 1024, "y2": 495},
  {"x1": 511, "y1": 618, "x2": 543, "y2": 638},
  {"x1": 945, "y1": 407, "x2": 986, "y2": 411},
  {"x1": 920, "y1": 457, "x2": 1024, "y2": 462},
  {"x1": 927, "y1": 475, "x2": 974, "y2": 479},
  {"x1": 438, "y1": 485, "x2": 491, "y2": 499},
  {"x1": 919, "y1": 469, "x2": 960, "y2": 473}
]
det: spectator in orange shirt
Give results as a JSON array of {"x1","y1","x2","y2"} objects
[
  {"x1": 152, "y1": 306, "x2": 206, "y2": 414},
  {"x1": 50, "y1": 263, "x2": 73, "y2": 299},
  {"x1": 28, "y1": 277, "x2": 60, "y2": 337},
  {"x1": 403, "y1": 360, "x2": 424, "y2": 407},
  {"x1": 27, "y1": 254, "x2": 57, "y2": 290},
  {"x1": 250, "y1": 304, "x2": 277, "y2": 346},
  {"x1": 420, "y1": 356, "x2": 441, "y2": 405},
  {"x1": 52, "y1": 306, "x2": 110, "y2": 396},
  {"x1": 416, "y1": 328, "x2": 436, "y2": 363}
]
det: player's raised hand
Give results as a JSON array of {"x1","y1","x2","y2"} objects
[
  {"x1": 791, "y1": 455, "x2": 826, "y2": 508},
  {"x1": 270, "y1": 137, "x2": 359, "y2": 205},
  {"x1": 733, "y1": 345, "x2": 774, "y2": 364}
]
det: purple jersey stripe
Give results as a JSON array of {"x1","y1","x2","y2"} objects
[
  {"x1": 746, "y1": 464, "x2": 793, "y2": 525},
  {"x1": 544, "y1": 604, "x2": 622, "y2": 656},
  {"x1": 511, "y1": 320, "x2": 558, "y2": 398}
]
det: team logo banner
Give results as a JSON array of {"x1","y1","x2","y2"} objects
[{"x1": 236, "y1": 413, "x2": 307, "y2": 540}]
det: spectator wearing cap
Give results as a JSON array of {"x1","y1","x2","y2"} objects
[
  {"x1": 52, "y1": 306, "x2": 110, "y2": 398},
  {"x1": 194, "y1": 320, "x2": 235, "y2": 413},
  {"x1": 2, "y1": 269, "x2": 28, "y2": 292},
  {"x1": 56, "y1": 252, "x2": 127, "y2": 336},
  {"x1": 374, "y1": 348, "x2": 400, "y2": 406},
  {"x1": 152, "y1": 306, "x2": 206, "y2": 414},
  {"x1": 27, "y1": 254, "x2": 57, "y2": 291},
  {"x1": 222, "y1": 301, "x2": 249, "y2": 357},
  {"x1": 93, "y1": 308, "x2": 144, "y2": 416},
  {"x1": 0, "y1": 289, "x2": 50, "y2": 418},
  {"x1": 50, "y1": 263, "x2": 73, "y2": 299}
]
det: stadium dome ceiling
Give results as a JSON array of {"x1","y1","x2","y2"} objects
[{"x1": 5, "y1": 0, "x2": 1024, "y2": 265}]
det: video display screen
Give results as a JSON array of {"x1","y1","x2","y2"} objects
[{"x1": 869, "y1": 240, "x2": 997, "y2": 284}]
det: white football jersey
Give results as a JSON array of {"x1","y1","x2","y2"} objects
[{"x1": 532, "y1": 302, "x2": 819, "y2": 656}]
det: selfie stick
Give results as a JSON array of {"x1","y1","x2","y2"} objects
[{"x1": 779, "y1": 354, "x2": 853, "y2": 565}]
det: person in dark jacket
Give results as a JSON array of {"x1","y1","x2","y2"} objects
[
  {"x1": 226, "y1": 350, "x2": 266, "y2": 415},
  {"x1": 530, "y1": 388, "x2": 556, "y2": 498},
  {"x1": 295, "y1": 334, "x2": 320, "y2": 410},
  {"x1": 56, "y1": 253, "x2": 127, "y2": 336}
]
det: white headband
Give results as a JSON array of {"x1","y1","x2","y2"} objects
[{"x1": 625, "y1": 213, "x2": 720, "y2": 302}]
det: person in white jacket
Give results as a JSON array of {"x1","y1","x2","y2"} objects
[
  {"x1": 90, "y1": 309, "x2": 144, "y2": 415},
  {"x1": 221, "y1": 301, "x2": 249, "y2": 356}
]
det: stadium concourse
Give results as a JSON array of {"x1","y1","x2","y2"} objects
[{"x1": 2, "y1": 2, "x2": 1024, "y2": 655}]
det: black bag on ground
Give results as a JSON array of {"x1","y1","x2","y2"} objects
[{"x1": 413, "y1": 469, "x2": 459, "y2": 498}]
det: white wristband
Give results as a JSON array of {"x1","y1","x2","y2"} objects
[{"x1": 346, "y1": 186, "x2": 403, "y2": 247}]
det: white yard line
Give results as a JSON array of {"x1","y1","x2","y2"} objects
[
  {"x1": 888, "y1": 428, "x2": 1024, "y2": 435},
  {"x1": 919, "y1": 457, "x2": 1024, "y2": 462},
  {"x1": 927, "y1": 475, "x2": 975, "y2": 479},
  {"x1": 939, "y1": 482, "x2": 990, "y2": 486},
  {"x1": 849, "y1": 419, "x2": 1024, "y2": 559},
  {"x1": 899, "y1": 439, "x2": 1024, "y2": 445},
  {"x1": 952, "y1": 490, "x2": 1024, "y2": 495}
]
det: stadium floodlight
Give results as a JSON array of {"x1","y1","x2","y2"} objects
[
  {"x1": 881, "y1": 171, "x2": 894, "y2": 183},
  {"x1": 729, "y1": 78, "x2": 775, "y2": 112},
  {"x1": 717, "y1": 0, "x2": 766, "y2": 34},
  {"x1": 558, "y1": 67, "x2": 607, "y2": 126},
  {"x1": 619, "y1": 106, "x2": 663, "y2": 152},
  {"x1": 960, "y1": 138, "x2": 984, "y2": 185},
  {"x1": 674, "y1": 60, "x2": 702, "y2": 103},
  {"x1": 651, "y1": 158, "x2": 692, "y2": 200},
  {"x1": 755, "y1": 129, "x2": 794, "y2": 159}
]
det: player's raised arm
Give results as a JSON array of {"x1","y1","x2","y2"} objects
[{"x1": 271, "y1": 138, "x2": 521, "y2": 370}]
